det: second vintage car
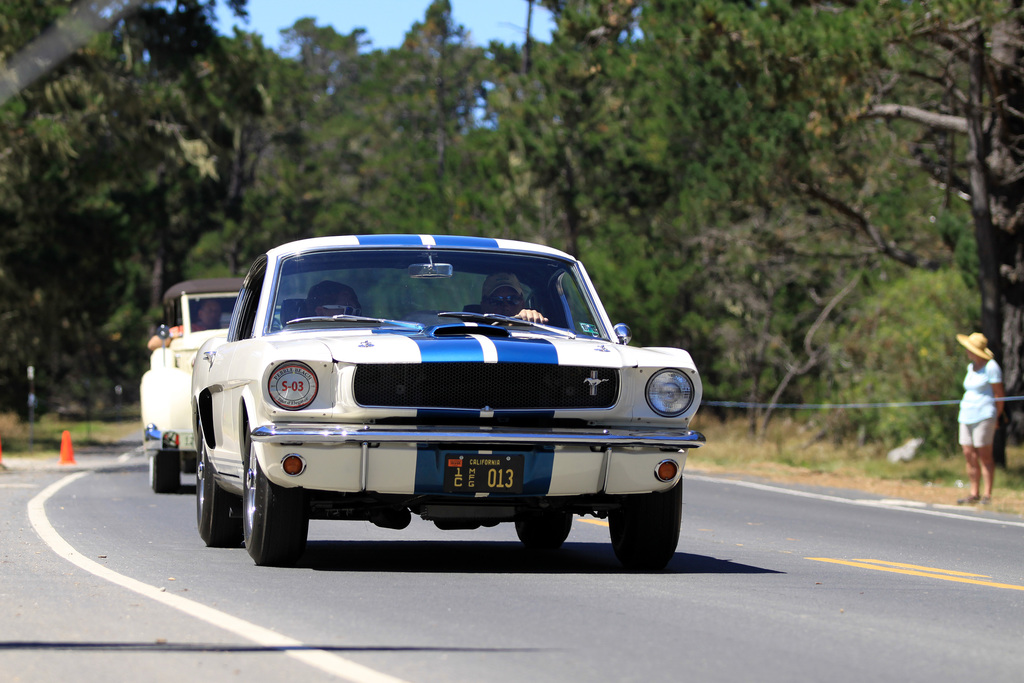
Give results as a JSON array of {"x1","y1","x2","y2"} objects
[
  {"x1": 141, "y1": 278, "x2": 242, "y2": 492},
  {"x1": 191, "y1": 235, "x2": 704, "y2": 568}
]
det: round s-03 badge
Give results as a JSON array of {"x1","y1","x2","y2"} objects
[{"x1": 268, "y1": 362, "x2": 318, "y2": 410}]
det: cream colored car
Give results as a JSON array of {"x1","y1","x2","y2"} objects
[
  {"x1": 192, "y1": 236, "x2": 705, "y2": 568},
  {"x1": 141, "y1": 278, "x2": 242, "y2": 492}
]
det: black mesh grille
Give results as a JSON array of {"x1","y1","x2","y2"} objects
[{"x1": 353, "y1": 363, "x2": 618, "y2": 410}]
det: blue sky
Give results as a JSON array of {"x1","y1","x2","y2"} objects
[{"x1": 215, "y1": 1, "x2": 555, "y2": 52}]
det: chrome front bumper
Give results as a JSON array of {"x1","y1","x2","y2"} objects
[{"x1": 250, "y1": 423, "x2": 705, "y2": 450}]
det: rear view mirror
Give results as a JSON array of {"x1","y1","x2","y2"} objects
[{"x1": 408, "y1": 259, "x2": 453, "y2": 279}]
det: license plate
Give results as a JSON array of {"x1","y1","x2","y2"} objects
[{"x1": 443, "y1": 452, "x2": 524, "y2": 494}]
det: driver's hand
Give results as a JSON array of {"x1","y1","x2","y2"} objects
[{"x1": 516, "y1": 309, "x2": 548, "y2": 324}]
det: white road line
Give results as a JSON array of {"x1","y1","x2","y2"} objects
[
  {"x1": 686, "y1": 473, "x2": 1024, "y2": 528},
  {"x1": 27, "y1": 470, "x2": 412, "y2": 683}
]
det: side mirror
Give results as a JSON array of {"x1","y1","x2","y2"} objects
[
  {"x1": 157, "y1": 324, "x2": 170, "y2": 340},
  {"x1": 614, "y1": 323, "x2": 631, "y2": 345}
]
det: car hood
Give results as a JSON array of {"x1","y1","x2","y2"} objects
[{"x1": 312, "y1": 325, "x2": 697, "y2": 371}]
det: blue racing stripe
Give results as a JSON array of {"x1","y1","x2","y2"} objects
[
  {"x1": 417, "y1": 408, "x2": 482, "y2": 420},
  {"x1": 491, "y1": 410, "x2": 555, "y2": 420},
  {"x1": 522, "y1": 447, "x2": 554, "y2": 495},
  {"x1": 431, "y1": 235, "x2": 499, "y2": 248},
  {"x1": 412, "y1": 335, "x2": 560, "y2": 364},
  {"x1": 490, "y1": 337, "x2": 559, "y2": 364},
  {"x1": 414, "y1": 444, "x2": 446, "y2": 494},
  {"x1": 415, "y1": 337, "x2": 486, "y2": 363}
]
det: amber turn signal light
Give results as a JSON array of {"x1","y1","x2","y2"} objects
[
  {"x1": 655, "y1": 459, "x2": 678, "y2": 482},
  {"x1": 281, "y1": 454, "x2": 306, "y2": 476}
]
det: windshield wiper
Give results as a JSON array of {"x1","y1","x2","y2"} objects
[
  {"x1": 437, "y1": 312, "x2": 576, "y2": 339},
  {"x1": 285, "y1": 315, "x2": 423, "y2": 330}
]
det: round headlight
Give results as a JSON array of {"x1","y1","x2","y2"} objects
[
  {"x1": 646, "y1": 369, "x2": 694, "y2": 417},
  {"x1": 268, "y1": 362, "x2": 318, "y2": 410}
]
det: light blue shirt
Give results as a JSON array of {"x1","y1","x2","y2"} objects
[{"x1": 958, "y1": 359, "x2": 1003, "y2": 424}]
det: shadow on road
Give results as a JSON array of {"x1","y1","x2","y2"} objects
[{"x1": 298, "y1": 540, "x2": 781, "y2": 576}]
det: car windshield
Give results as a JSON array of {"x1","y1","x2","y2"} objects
[
  {"x1": 186, "y1": 294, "x2": 237, "y2": 333},
  {"x1": 266, "y1": 248, "x2": 608, "y2": 339}
]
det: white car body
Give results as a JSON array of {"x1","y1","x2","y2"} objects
[
  {"x1": 141, "y1": 278, "x2": 242, "y2": 492},
  {"x1": 191, "y1": 235, "x2": 704, "y2": 568}
]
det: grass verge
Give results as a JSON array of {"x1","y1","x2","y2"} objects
[
  {"x1": 0, "y1": 410, "x2": 140, "y2": 461},
  {"x1": 688, "y1": 415, "x2": 1024, "y2": 518}
]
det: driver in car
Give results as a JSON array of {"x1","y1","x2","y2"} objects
[
  {"x1": 479, "y1": 272, "x2": 547, "y2": 323},
  {"x1": 307, "y1": 280, "x2": 362, "y2": 317}
]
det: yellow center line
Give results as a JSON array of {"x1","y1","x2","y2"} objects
[
  {"x1": 851, "y1": 559, "x2": 988, "y2": 577},
  {"x1": 808, "y1": 558, "x2": 1024, "y2": 591},
  {"x1": 578, "y1": 518, "x2": 609, "y2": 527}
]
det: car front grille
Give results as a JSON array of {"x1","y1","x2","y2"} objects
[{"x1": 353, "y1": 363, "x2": 618, "y2": 410}]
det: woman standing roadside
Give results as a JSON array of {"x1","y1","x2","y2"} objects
[{"x1": 956, "y1": 332, "x2": 1005, "y2": 505}]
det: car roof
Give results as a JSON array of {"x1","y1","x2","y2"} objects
[
  {"x1": 162, "y1": 278, "x2": 244, "y2": 303},
  {"x1": 264, "y1": 234, "x2": 574, "y2": 261}
]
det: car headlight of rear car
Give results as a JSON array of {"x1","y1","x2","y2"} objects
[
  {"x1": 268, "y1": 362, "x2": 318, "y2": 410},
  {"x1": 645, "y1": 369, "x2": 695, "y2": 417}
]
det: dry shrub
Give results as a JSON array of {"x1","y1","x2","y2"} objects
[{"x1": 0, "y1": 412, "x2": 26, "y2": 441}]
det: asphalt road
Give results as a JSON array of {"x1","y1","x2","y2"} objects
[{"x1": 2, "y1": 444, "x2": 1023, "y2": 683}]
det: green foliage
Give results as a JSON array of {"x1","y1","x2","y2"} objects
[
  {"x1": 936, "y1": 212, "x2": 979, "y2": 287},
  {"x1": 832, "y1": 268, "x2": 980, "y2": 453}
]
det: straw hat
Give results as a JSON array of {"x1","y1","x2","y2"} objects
[{"x1": 956, "y1": 332, "x2": 994, "y2": 360}]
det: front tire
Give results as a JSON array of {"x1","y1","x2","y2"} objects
[
  {"x1": 515, "y1": 511, "x2": 573, "y2": 550},
  {"x1": 242, "y1": 433, "x2": 308, "y2": 566},
  {"x1": 196, "y1": 432, "x2": 242, "y2": 547},
  {"x1": 609, "y1": 482, "x2": 682, "y2": 570},
  {"x1": 150, "y1": 450, "x2": 179, "y2": 493}
]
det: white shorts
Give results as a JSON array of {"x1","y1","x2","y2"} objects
[{"x1": 959, "y1": 418, "x2": 997, "y2": 448}]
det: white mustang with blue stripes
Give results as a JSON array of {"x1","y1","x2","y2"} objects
[{"x1": 191, "y1": 234, "x2": 704, "y2": 569}]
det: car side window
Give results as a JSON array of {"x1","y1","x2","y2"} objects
[
  {"x1": 229, "y1": 257, "x2": 266, "y2": 342},
  {"x1": 557, "y1": 272, "x2": 602, "y2": 337}
]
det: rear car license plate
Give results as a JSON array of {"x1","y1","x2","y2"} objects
[{"x1": 443, "y1": 452, "x2": 524, "y2": 494}]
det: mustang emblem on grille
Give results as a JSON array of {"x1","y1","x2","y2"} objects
[{"x1": 583, "y1": 371, "x2": 609, "y2": 396}]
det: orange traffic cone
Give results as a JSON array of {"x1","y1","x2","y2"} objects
[{"x1": 59, "y1": 430, "x2": 76, "y2": 465}]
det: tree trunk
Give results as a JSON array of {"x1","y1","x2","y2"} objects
[
  {"x1": 965, "y1": 27, "x2": 1011, "y2": 465},
  {"x1": 149, "y1": 166, "x2": 169, "y2": 315},
  {"x1": 522, "y1": 0, "x2": 534, "y2": 75},
  {"x1": 982, "y1": 14, "x2": 1024, "y2": 460},
  {"x1": 965, "y1": 29, "x2": 1002, "y2": 360}
]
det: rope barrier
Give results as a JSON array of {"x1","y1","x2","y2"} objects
[{"x1": 703, "y1": 396, "x2": 1024, "y2": 410}]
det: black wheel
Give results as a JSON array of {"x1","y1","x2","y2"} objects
[
  {"x1": 515, "y1": 511, "x2": 573, "y2": 550},
  {"x1": 242, "y1": 432, "x2": 308, "y2": 566},
  {"x1": 150, "y1": 449, "x2": 180, "y2": 493},
  {"x1": 608, "y1": 482, "x2": 682, "y2": 570},
  {"x1": 196, "y1": 430, "x2": 242, "y2": 547}
]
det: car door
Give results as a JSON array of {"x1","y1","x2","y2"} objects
[{"x1": 205, "y1": 258, "x2": 267, "y2": 482}]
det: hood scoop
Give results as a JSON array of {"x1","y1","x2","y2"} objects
[{"x1": 430, "y1": 323, "x2": 511, "y2": 338}]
